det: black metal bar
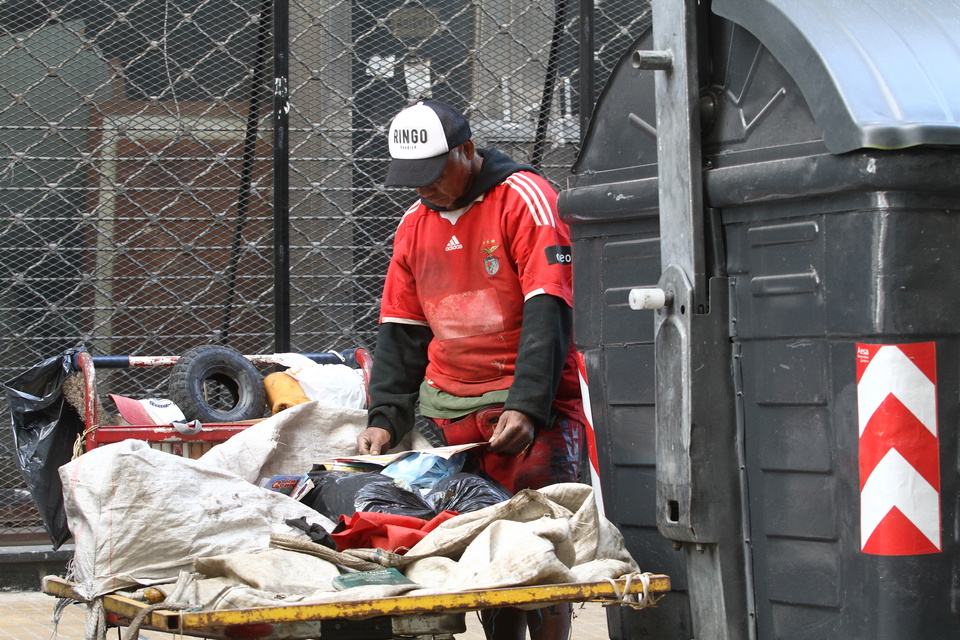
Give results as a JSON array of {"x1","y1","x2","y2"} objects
[
  {"x1": 82, "y1": 356, "x2": 132, "y2": 369},
  {"x1": 78, "y1": 351, "x2": 358, "y2": 370},
  {"x1": 578, "y1": 0, "x2": 595, "y2": 141},
  {"x1": 273, "y1": 0, "x2": 291, "y2": 353},
  {"x1": 223, "y1": 0, "x2": 273, "y2": 344},
  {"x1": 531, "y1": 0, "x2": 569, "y2": 168}
]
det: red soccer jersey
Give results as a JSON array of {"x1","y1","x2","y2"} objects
[{"x1": 380, "y1": 170, "x2": 577, "y2": 398}]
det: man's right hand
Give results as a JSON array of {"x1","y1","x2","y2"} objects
[{"x1": 356, "y1": 427, "x2": 393, "y2": 455}]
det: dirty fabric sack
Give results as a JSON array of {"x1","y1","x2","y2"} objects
[
  {"x1": 198, "y1": 400, "x2": 430, "y2": 484},
  {"x1": 2, "y1": 346, "x2": 85, "y2": 549},
  {"x1": 396, "y1": 483, "x2": 641, "y2": 589},
  {"x1": 154, "y1": 483, "x2": 642, "y2": 613},
  {"x1": 425, "y1": 472, "x2": 512, "y2": 514},
  {"x1": 155, "y1": 566, "x2": 423, "y2": 612},
  {"x1": 193, "y1": 548, "x2": 342, "y2": 595},
  {"x1": 61, "y1": 440, "x2": 335, "y2": 600},
  {"x1": 304, "y1": 470, "x2": 436, "y2": 521}
]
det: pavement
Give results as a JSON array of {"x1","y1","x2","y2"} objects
[{"x1": 0, "y1": 590, "x2": 614, "y2": 639}]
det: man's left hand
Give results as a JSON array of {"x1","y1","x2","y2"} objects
[{"x1": 488, "y1": 409, "x2": 535, "y2": 453}]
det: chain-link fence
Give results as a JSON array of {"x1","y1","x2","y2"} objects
[{"x1": 0, "y1": 0, "x2": 650, "y2": 543}]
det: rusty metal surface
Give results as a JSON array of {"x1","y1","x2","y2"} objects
[{"x1": 44, "y1": 574, "x2": 670, "y2": 639}]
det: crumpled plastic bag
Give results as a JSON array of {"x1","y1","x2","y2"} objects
[
  {"x1": 2, "y1": 346, "x2": 85, "y2": 548},
  {"x1": 426, "y1": 472, "x2": 512, "y2": 513},
  {"x1": 303, "y1": 470, "x2": 436, "y2": 521},
  {"x1": 382, "y1": 451, "x2": 466, "y2": 494},
  {"x1": 304, "y1": 468, "x2": 512, "y2": 523}
]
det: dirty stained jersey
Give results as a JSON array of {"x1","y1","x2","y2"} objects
[{"x1": 379, "y1": 169, "x2": 578, "y2": 400}]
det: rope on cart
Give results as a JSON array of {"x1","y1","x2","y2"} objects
[
  {"x1": 270, "y1": 532, "x2": 385, "y2": 571},
  {"x1": 84, "y1": 598, "x2": 108, "y2": 640},
  {"x1": 602, "y1": 572, "x2": 663, "y2": 610},
  {"x1": 72, "y1": 425, "x2": 99, "y2": 460},
  {"x1": 118, "y1": 600, "x2": 193, "y2": 640}
]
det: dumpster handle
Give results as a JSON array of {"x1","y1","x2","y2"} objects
[{"x1": 629, "y1": 287, "x2": 673, "y2": 310}]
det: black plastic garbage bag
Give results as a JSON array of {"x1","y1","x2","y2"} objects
[
  {"x1": 2, "y1": 346, "x2": 86, "y2": 548},
  {"x1": 426, "y1": 471, "x2": 512, "y2": 514},
  {"x1": 304, "y1": 469, "x2": 437, "y2": 521}
]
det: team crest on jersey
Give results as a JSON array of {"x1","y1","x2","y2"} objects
[{"x1": 480, "y1": 244, "x2": 500, "y2": 275}]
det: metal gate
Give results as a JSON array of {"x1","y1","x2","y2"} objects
[{"x1": 0, "y1": 0, "x2": 649, "y2": 541}]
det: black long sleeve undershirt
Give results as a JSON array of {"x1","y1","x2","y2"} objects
[
  {"x1": 365, "y1": 322, "x2": 432, "y2": 445},
  {"x1": 504, "y1": 294, "x2": 572, "y2": 429}
]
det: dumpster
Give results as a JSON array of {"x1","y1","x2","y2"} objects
[{"x1": 560, "y1": 0, "x2": 960, "y2": 638}]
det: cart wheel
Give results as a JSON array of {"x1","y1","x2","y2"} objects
[{"x1": 168, "y1": 345, "x2": 266, "y2": 422}]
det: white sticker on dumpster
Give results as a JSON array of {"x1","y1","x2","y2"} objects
[{"x1": 857, "y1": 342, "x2": 940, "y2": 555}]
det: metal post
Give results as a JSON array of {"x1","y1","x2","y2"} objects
[
  {"x1": 273, "y1": 0, "x2": 291, "y2": 353},
  {"x1": 578, "y1": 0, "x2": 595, "y2": 141},
  {"x1": 224, "y1": 0, "x2": 274, "y2": 344},
  {"x1": 532, "y1": 0, "x2": 569, "y2": 168},
  {"x1": 635, "y1": 0, "x2": 750, "y2": 638},
  {"x1": 650, "y1": 0, "x2": 705, "y2": 302}
]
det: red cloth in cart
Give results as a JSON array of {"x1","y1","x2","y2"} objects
[{"x1": 330, "y1": 510, "x2": 460, "y2": 553}]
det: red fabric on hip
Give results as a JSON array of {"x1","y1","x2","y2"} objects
[{"x1": 434, "y1": 405, "x2": 584, "y2": 493}]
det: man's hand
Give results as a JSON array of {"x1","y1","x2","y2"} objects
[
  {"x1": 357, "y1": 427, "x2": 393, "y2": 455},
  {"x1": 488, "y1": 409, "x2": 535, "y2": 453}
]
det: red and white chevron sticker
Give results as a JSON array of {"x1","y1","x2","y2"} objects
[
  {"x1": 576, "y1": 351, "x2": 605, "y2": 516},
  {"x1": 857, "y1": 342, "x2": 940, "y2": 555}
]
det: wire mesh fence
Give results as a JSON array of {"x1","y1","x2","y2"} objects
[{"x1": 0, "y1": 0, "x2": 650, "y2": 542}]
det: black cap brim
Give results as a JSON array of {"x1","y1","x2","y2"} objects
[{"x1": 384, "y1": 153, "x2": 449, "y2": 188}]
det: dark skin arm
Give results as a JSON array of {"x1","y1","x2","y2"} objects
[
  {"x1": 488, "y1": 409, "x2": 536, "y2": 453},
  {"x1": 357, "y1": 426, "x2": 393, "y2": 456}
]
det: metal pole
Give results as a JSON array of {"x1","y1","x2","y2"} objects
[
  {"x1": 640, "y1": 1, "x2": 749, "y2": 638},
  {"x1": 531, "y1": 0, "x2": 569, "y2": 168},
  {"x1": 224, "y1": 0, "x2": 273, "y2": 344},
  {"x1": 273, "y1": 0, "x2": 291, "y2": 353},
  {"x1": 578, "y1": 0, "x2": 595, "y2": 141}
]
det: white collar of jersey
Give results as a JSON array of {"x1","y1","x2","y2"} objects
[{"x1": 436, "y1": 193, "x2": 484, "y2": 224}]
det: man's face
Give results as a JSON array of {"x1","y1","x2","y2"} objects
[{"x1": 415, "y1": 141, "x2": 475, "y2": 210}]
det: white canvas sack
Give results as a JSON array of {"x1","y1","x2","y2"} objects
[{"x1": 60, "y1": 440, "x2": 334, "y2": 600}]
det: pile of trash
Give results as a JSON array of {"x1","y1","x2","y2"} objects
[
  {"x1": 59, "y1": 400, "x2": 641, "y2": 611},
  {"x1": 5, "y1": 346, "x2": 642, "y2": 623}
]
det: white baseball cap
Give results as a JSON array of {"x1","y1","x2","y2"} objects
[{"x1": 385, "y1": 100, "x2": 471, "y2": 187}]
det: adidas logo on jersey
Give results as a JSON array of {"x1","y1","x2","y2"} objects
[{"x1": 445, "y1": 235, "x2": 463, "y2": 251}]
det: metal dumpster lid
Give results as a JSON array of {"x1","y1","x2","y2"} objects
[{"x1": 713, "y1": 0, "x2": 960, "y2": 153}]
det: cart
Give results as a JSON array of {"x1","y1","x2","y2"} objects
[
  {"x1": 59, "y1": 350, "x2": 668, "y2": 638},
  {"x1": 42, "y1": 573, "x2": 669, "y2": 639},
  {"x1": 75, "y1": 347, "x2": 372, "y2": 457}
]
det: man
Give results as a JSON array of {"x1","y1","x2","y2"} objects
[{"x1": 356, "y1": 100, "x2": 585, "y2": 640}]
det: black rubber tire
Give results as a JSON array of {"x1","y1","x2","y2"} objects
[{"x1": 167, "y1": 344, "x2": 266, "y2": 422}]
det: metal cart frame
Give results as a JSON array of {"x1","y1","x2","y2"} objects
[{"x1": 43, "y1": 574, "x2": 669, "y2": 639}]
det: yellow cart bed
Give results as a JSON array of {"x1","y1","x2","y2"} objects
[{"x1": 43, "y1": 573, "x2": 669, "y2": 639}]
